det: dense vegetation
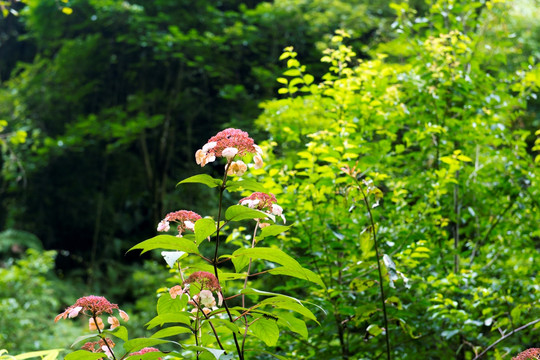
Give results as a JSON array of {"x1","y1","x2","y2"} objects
[{"x1": 1, "y1": 0, "x2": 539, "y2": 359}]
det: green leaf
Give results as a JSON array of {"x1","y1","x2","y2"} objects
[
  {"x1": 129, "y1": 235, "x2": 199, "y2": 255},
  {"x1": 231, "y1": 247, "x2": 318, "y2": 287},
  {"x1": 225, "y1": 205, "x2": 272, "y2": 222},
  {"x1": 195, "y1": 218, "x2": 217, "y2": 243},
  {"x1": 151, "y1": 326, "x2": 192, "y2": 339},
  {"x1": 367, "y1": 324, "x2": 383, "y2": 337},
  {"x1": 184, "y1": 346, "x2": 225, "y2": 360},
  {"x1": 303, "y1": 74, "x2": 314, "y2": 85},
  {"x1": 157, "y1": 293, "x2": 186, "y2": 315},
  {"x1": 64, "y1": 351, "x2": 105, "y2": 360},
  {"x1": 226, "y1": 179, "x2": 267, "y2": 193},
  {"x1": 177, "y1": 174, "x2": 222, "y2": 188},
  {"x1": 13, "y1": 350, "x2": 63, "y2": 360},
  {"x1": 70, "y1": 333, "x2": 99, "y2": 348},
  {"x1": 250, "y1": 317, "x2": 279, "y2": 346},
  {"x1": 256, "y1": 225, "x2": 291, "y2": 240},
  {"x1": 268, "y1": 266, "x2": 324, "y2": 287},
  {"x1": 123, "y1": 338, "x2": 170, "y2": 353},
  {"x1": 146, "y1": 313, "x2": 191, "y2": 329},
  {"x1": 206, "y1": 318, "x2": 241, "y2": 334},
  {"x1": 104, "y1": 326, "x2": 129, "y2": 342},
  {"x1": 276, "y1": 312, "x2": 308, "y2": 339},
  {"x1": 259, "y1": 296, "x2": 317, "y2": 322}
]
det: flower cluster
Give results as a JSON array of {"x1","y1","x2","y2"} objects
[
  {"x1": 129, "y1": 347, "x2": 162, "y2": 359},
  {"x1": 169, "y1": 271, "x2": 223, "y2": 315},
  {"x1": 513, "y1": 348, "x2": 540, "y2": 360},
  {"x1": 54, "y1": 295, "x2": 129, "y2": 331},
  {"x1": 239, "y1": 192, "x2": 286, "y2": 223},
  {"x1": 81, "y1": 338, "x2": 115, "y2": 358},
  {"x1": 195, "y1": 128, "x2": 263, "y2": 173},
  {"x1": 157, "y1": 210, "x2": 202, "y2": 237}
]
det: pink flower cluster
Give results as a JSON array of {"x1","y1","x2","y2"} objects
[
  {"x1": 513, "y1": 348, "x2": 540, "y2": 360},
  {"x1": 81, "y1": 338, "x2": 115, "y2": 357},
  {"x1": 157, "y1": 210, "x2": 202, "y2": 237},
  {"x1": 195, "y1": 128, "x2": 263, "y2": 172},
  {"x1": 54, "y1": 295, "x2": 129, "y2": 332},
  {"x1": 129, "y1": 347, "x2": 162, "y2": 359},
  {"x1": 169, "y1": 271, "x2": 223, "y2": 315},
  {"x1": 239, "y1": 192, "x2": 286, "y2": 223}
]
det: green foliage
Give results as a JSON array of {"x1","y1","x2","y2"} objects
[
  {"x1": 0, "y1": 248, "x2": 81, "y2": 353},
  {"x1": 252, "y1": 0, "x2": 540, "y2": 358}
]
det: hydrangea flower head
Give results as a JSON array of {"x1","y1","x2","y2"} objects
[
  {"x1": 239, "y1": 192, "x2": 286, "y2": 223},
  {"x1": 81, "y1": 338, "x2": 115, "y2": 354},
  {"x1": 157, "y1": 210, "x2": 202, "y2": 237},
  {"x1": 184, "y1": 271, "x2": 221, "y2": 291},
  {"x1": 195, "y1": 128, "x2": 263, "y2": 168},
  {"x1": 54, "y1": 295, "x2": 128, "y2": 331},
  {"x1": 513, "y1": 348, "x2": 540, "y2": 360}
]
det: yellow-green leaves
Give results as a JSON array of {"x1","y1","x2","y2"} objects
[{"x1": 128, "y1": 235, "x2": 200, "y2": 255}]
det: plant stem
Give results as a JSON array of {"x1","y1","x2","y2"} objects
[
  {"x1": 357, "y1": 182, "x2": 391, "y2": 360},
  {"x1": 93, "y1": 315, "x2": 116, "y2": 360},
  {"x1": 212, "y1": 163, "x2": 244, "y2": 360},
  {"x1": 472, "y1": 318, "x2": 540, "y2": 360}
]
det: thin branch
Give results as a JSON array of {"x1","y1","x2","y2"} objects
[{"x1": 472, "y1": 318, "x2": 540, "y2": 360}]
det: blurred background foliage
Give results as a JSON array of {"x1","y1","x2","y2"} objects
[{"x1": 0, "y1": 0, "x2": 539, "y2": 358}]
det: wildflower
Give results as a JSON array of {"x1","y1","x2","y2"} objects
[
  {"x1": 195, "y1": 142, "x2": 217, "y2": 166},
  {"x1": 222, "y1": 147, "x2": 238, "y2": 160},
  {"x1": 169, "y1": 285, "x2": 184, "y2": 299},
  {"x1": 107, "y1": 316, "x2": 120, "y2": 329},
  {"x1": 253, "y1": 154, "x2": 264, "y2": 169},
  {"x1": 227, "y1": 160, "x2": 247, "y2": 176},
  {"x1": 118, "y1": 310, "x2": 129, "y2": 322},
  {"x1": 81, "y1": 338, "x2": 115, "y2": 354},
  {"x1": 55, "y1": 295, "x2": 128, "y2": 332},
  {"x1": 157, "y1": 210, "x2": 202, "y2": 237},
  {"x1": 129, "y1": 347, "x2": 162, "y2": 359},
  {"x1": 239, "y1": 192, "x2": 286, "y2": 223},
  {"x1": 184, "y1": 271, "x2": 223, "y2": 306},
  {"x1": 195, "y1": 128, "x2": 262, "y2": 169},
  {"x1": 513, "y1": 348, "x2": 540, "y2": 360},
  {"x1": 199, "y1": 290, "x2": 216, "y2": 308},
  {"x1": 185, "y1": 271, "x2": 221, "y2": 291},
  {"x1": 157, "y1": 220, "x2": 170, "y2": 232},
  {"x1": 89, "y1": 317, "x2": 105, "y2": 331}
]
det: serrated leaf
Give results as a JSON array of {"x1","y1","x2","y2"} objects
[
  {"x1": 250, "y1": 317, "x2": 279, "y2": 346},
  {"x1": 146, "y1": 313, "x2": 191, "y2": 329},
  {"x1": 195, "y1": 218, "x2": 217, "y2": 243},
  {"x1": 256, "y1": 225, "x2": 291, "y2": 240},
  {"x1": 177, "y1": 174, "x2": 222, "y2": 188},
  {"x1": 259, "y1": 297, "x2": 317, "y2": 322},
  {"x1": 64, "y1": 351, "x2": 105, "y2": 360},
  {"x1": 104, "y1": 326, "x2": 129, "y2": 342},
  {"x1": 151, "y1": 326, "x2": 192, "y2": 339},
  {"x1": 276, "y1": 312, "x2": 308, "y2": 339},
  {"x1": 129, "y1": 235, "x2": 199, "y2": 255},
  {"x1": 268, "y1": 266, "x2": 324, "y2": 287},
  {"x1": 123, "y1": 338, "x2": 170, "y2": 353},
  {"x1": 70, "y1": 333, "x2": 99, "y2": 348},
  {"x1": 157, "y1": 293, "x2": 186, "y2": 315},
  {"x1": 161, "y1": 251, "x2": 186, "y2": 268},
  {"x1": 226, "y1": 179, "x2": 267, "y2": 193},
  {"x1": 225, "y1": 205, "x2": 271, "y2": 222}
]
